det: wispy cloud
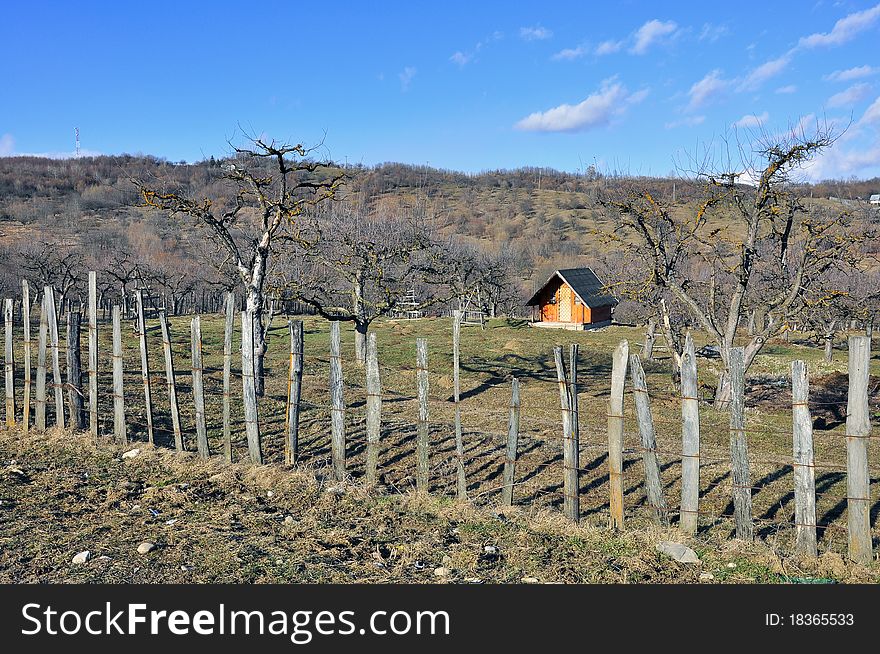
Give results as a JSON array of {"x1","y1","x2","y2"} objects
[
  {"x1": 686, "y1": 69, "x2": 729, "y2": 111},
  {"x1": 824, "y1": 65, "x2": 880, "y2": 82},
  {"x1": 698, "y1": 23, "x2": 728, "y2": 42},
  {"x1": 665, "y1": 115, "x2": 706, "y2": 129},
  {"x1": 551, "y1": 45, "x2": 589, "y2": 61},
  {"x1": 520, "y1": 25, "x2": 553, "y2": 41},
  {"x1": 739, "y1": 54, "x2": 791, "y2": 91},
  {"x1": 827, "y1": 82, "x2": 872, "y2": 107},
  {"x1": 399, "y1": 66, "x2": 417, "y2": 91},
  {"x1": 595, "y1": 39, "x2": 625, "y2": 55},
  {"x1": 450, "y1": 51, "x2": 471, "y2": 67},
  {"x1": 798, "y1": 3, "x2": 880, "y2": 48},
  {"x1": 630, "y1": 19, "x2": 678, "y2": 54},
  {"x1": 0, "y1": 133, "x2": 14, "y2": 156},
  {"x1": 775, "y1": 84, "x2": 798, "y2": 94},
  {"x1": 732, "y1": 111, "x2": 769, "y2": 129},
  {"x1": 861, "y1": 96, "x2": 880, "y2": 124},
  {"x1": 515, "y1": 80, "x2": 647, "y2": 132}
]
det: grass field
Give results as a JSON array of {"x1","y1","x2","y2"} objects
[{"x1": 1, "y1": 314, "x2": 878, "y2": 583}]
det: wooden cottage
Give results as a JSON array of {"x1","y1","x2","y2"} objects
[{"x1": 526, "y1": 268, "x2": 618, "y2": 330}]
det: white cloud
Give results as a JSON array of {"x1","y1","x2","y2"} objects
[
  {"x1": 665, "y1": 115, "x2": 706, "y2": 129},
  {"x1": 686, "y1": 69, "x2": 729, "y2": 111},
  {"x1": 595, "y1": 39, "x2": 624, "y2": 55},
  {"x1": 799, "y1": 3, "x2": 880, "y2": 48},
  {"x1": 520, "y1": 26, "x2": 553, "y2": 41},
  {"x1": 399, "y1": 66, "x2": 417, "y2": 91},
  {"x1": 0, "y1": 133, "x2": 14, "y2": 156},
  {"x1": 824, "y1": 65, "x2": 880, "y2": 82},
  {"x1": 450, "y1": 51, "x2": 471, "y2": 67},
  {"x1": 515, "y1": 80, "x2": 646, "y2": 132},
  {"x1": 861, "y1": 96, "x2": 880, "y2": 124},
  {"x1": 827, "y1": 82, "x2": 872, "y2": 107},
  {"x1": 775, "y1": 84, "x2": 798, "y2": 94},
  {"x1": 630, "y1": 19, "x2": 678, "y2": 54},
  {"x1": 739, "y1": 54, "x2": 791, "y2": 91},
  {"x1": 698, "y1": 23, "x2": 728, "y2": 42},
  {"x1": 552, "y1": 45, "x2": 588, "y2": 61},
  {"x1": 732, "y1": 111, "x2": 769, "y2": 129}
]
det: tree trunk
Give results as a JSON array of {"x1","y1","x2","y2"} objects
[
  {"x1": 824, "y1": 334, "x2": 834, "y2": 362},
  {"x1": 643, "y1": 318, "x2": 656, "y2": 360},
  {"x1": 246, "y1": 288, "x2": 267, "y2": 397}
]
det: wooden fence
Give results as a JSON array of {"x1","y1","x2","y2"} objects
[{"x1": 0, "y1": 275, "x2": 877, "y2": 564}]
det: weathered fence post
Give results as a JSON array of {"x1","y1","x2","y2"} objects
[
  {"x1": 35, "y1": 296, "x2": 48, "y2": 431},
  {"x1": 87, "y1": 272, "x2": 98, "y2": 439},
  {"x1": 65, "y1": 311, "x2": 85, "y2": 430},
  {"x1": 554, "y1": 346, "x2": 579, "y2": 523},
  {"x1": 44, "y1": 287, "x2": 64, "y2": 428},
  {"x1": 112, "y1": 305, "x2": 126, "y2": 444},
  {"x1": 680, "y1": 332, "x2": 700, "y2": 535},
  {"x1": 569, "y1": 343, "x2": 579, "y2": 449},
  {"x1": 135, "y1": 290, "x2": 154, "y2": 444},
  {"x1": 241, "y1": 310, "x2": 262, "y2": 464},
  {"x1": 222, "y1": 292, "x2": 234, "y2": 463},
  {"x1": 643, "y1": 319, "x2": 656, "y2": 361},
  {"x1": 791, "y1": 360, "x2": 817, "y2": 558},
  {"x1": 415, "y1": 338, "x2": 430, "y2": 492},
  {"x1": 158, "y1": 310, "x2": 183, "y2": 451},
  {"x1": 607, "y1": 340, "x2": 628, "y2": 530},
  {"x1": 845, "y1": 335, "x2": 872, "y2": 564},
  {"x1": 365, "y1": 332, "x2": 382, "y2": 485},
  {"x1": 501, "y1": 377, "x2": 521, "y2": 507},
  {"x1": 452, "y1": 311, "x2": 467, "y2": 499},
  {"x1": 191, "y1": 315, "x2": 209, "y2": 458},
  {"x1": 728, "y1": 346, "x2": 753, "y2": 541},
  {"x1": 21, "y1": 281, "x2": 32, "y2": 432},
  {"x1": 4, "y1": 299, "x2": 13, "y2": 426},
  {"x1": 629, "y1": 353, "x2": 670, "y2": 526},
  {"x1": 285, "y1": 319, "x2": 304, "y2": 465},
  {"x1": 329, "y1": 321, "x2": 346, "y2": 480}
]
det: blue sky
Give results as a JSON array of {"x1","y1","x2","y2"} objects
[{"x1": 2, "y1": 1, "x2": 880, "y2": 180}]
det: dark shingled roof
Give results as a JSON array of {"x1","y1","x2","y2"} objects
[{"x1": 526, "y1": 267, "x2": 618, "y2": 307}]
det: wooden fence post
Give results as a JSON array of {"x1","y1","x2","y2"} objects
[
  {"x1": 241, "y1": 310, "x2": 262, "y2": 464},
  {"x1": 628, "y1": 353, "x2": 670, "y2": 526},
  {"x1": 44, "y1": 287, "x2": 64, "y2": 428},
  {"x1": 158, "y1": 310, "x2": 183, "y2": 452},
  {"x1": 112, "y1": 305, "x2": 126, "y2": 444},
  {"x1": 501, "y1": 377, "x2": 521, "y2": 507},
  {"x1": 452, "y1": 311, "x2": 467, "y2": 499},
  {"x1": 607, "y1": 340, "x2": 628, "y2": 530},
  {"x1": 285, "y1": 320, "x2": 304, "y2": 465},
  {"x1": 365, "y1": 332, "x2": 382, "y2": 485},
  {"x1": 65, "y1": 311, "x2": 85, "y2": 430},
  {"x1": 791, "y1": 360, "x2": 817, "y2": 558},
  {"x1": 35, "y1": 295, "x2": 48, "y2": 431},
  {"x1": 222, "y1": 292, "x2": 234, "y2": 463},
  {"x1": 21, "y1": 281, "x2": 31, "y2": 432},
  {"x1": 329, "y1": 321, "x2": 346, "y2": 480},
  {"x1": 415, "y1": 337, "x2": 430, "y2": 493},
  {"x1": 569, "y1": 343, "x2": 579, "y2": 450},
  {"x1": 554, "y1": 346, "x2": 579, "y2": 523},
  {"x1": 4, "y1": 299, "x2": 13, "y2": 427},
  {"x1": 680, "y1": 332, "x2": 700, "y2": 535},
  {"x1": 728, "y1": 346, "x2": 753, "y2": 540},
  {"x1": 135, "y1": 290, "x2": 154, "y2": 445},
  {"x1": 87, "y1": 272, "x2": 98, "y2": 440},
  {"x1": 845, "y1": 335, "x2": 872, "y2": 564},
  {"x1": 191, "y1": 315, "x2": 208, "y2": 458}
]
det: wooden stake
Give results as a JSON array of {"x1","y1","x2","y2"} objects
[
  {"x1": 415, "y1": 337, "x2": 429, "y2": 493},
  {"x1": 452, "y1": 310, "x2": 466, "y2": 499},
  {"x1": 222, "y1": 292, "x2": 234, "y2": 463},
  {"x1": 501, "y1": 377, "x2": 521, "y2": 507},
  {"x1": 845, "y1": 335, "x2": 872, "y2": 564},
  {"x1": 4, "y1": 299, "x2": 13, "y2": 426},
  {"x1": 554, "y1": 346, "x2": 579, "y2": 523},
  {"x1": 680, "y1": 332, "x2": 700, "y2": 535},
  {"x1": 191, "y1": 315, "x2": 208, "y2": 458},
  {"x1": 728, "y1": 347, "x2": 753, "y2": 540},
  {"x1": 629, "y1": 353, "x2": 670, "y2": 526},
  {"x1": 365, "y1": 331, "x2": 382, "y2": 485},
  {"x1": 21, "y1": 281, "x2": 31, "y2": 432},
  {"x1": 607, "y1": 340, "x2": 628, "y2": 530},
  {"x1": 241, "y1": 310, "x2": 262, "y2": 464},
  {"x1": 285, "y1": 320, "x2": 304, "y2": 465},
  {"x1": 35, "y1": 295, "x2": 48, "y2": 431},
  {"x1": 112, "y1": 305, "x2": 126, "y2": 444},
  {"x1": 791, "y1": 360, "x2": 817, "y2": 558},
  {"x1": 158, "y1": 310, "x2": 183, "y2": 452},
  {"x1": 329, "y1": 321, "x2": 346, "y2": 480},
  {"x1": 87, "y1": 272, "x2": 98, "y2": 440},
  {"x1": 135, "y1": 290, "x2": 154, "y2": 444},
  {"x1": 65, "y1": 311, "x2": 85, "y2": 430},
  {"x1": 44, "y1": 287, "x2": 64, "y2": 428}
]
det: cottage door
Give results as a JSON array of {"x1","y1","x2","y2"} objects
[{"x1": 558, "y1": 285, "x2": 572, "y2": 322}]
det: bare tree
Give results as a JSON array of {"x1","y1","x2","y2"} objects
[
  {"x1": 138, "y1": 137, "x2": 344, "y2": 395},
  {"x1": 599, "y1": 124, "x2": 866, "y2": 406}
]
